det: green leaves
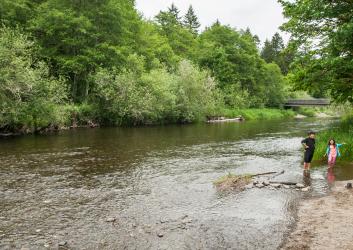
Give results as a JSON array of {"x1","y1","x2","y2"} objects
[
  {"x1": 0, "y1": 27, "x2": 67, "y2": 132},
  {"x1": 280, "y1": 0, "x2": 353, "y2": 103}
]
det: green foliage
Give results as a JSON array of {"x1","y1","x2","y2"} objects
[
  {"x1": 0, "y1": 1, "x2": 294, "y2": 132},
  {"x1": 30, "y1": 0, "x2": 141, "y2": 102},
  {"x1": 196, "y1": 23, "x2": 288, "y2": 108},
  {"x1": 261, "y1": 33, "x2": 294, "y2": 75},
  {"x1": 280, "y1": 0, "x2": 353, "y2": 103},
  {"x1": 0, "y1": 27, "x2": 67, "y2": 132},
  {"x1": 183, "y1": 5, "x2": 201, "y2": 35},
  {"x1": 91, "y1": 60, "x2": 218, "y2": 125}
]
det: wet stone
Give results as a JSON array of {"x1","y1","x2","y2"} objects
[
  {"x1": 296, "y1": 183, "x2": 305, "y2": 188},
  {"x1": 160, "y1": 218, "x2": 168, "y2": 224},
  {"x1": 263, "y1": 180, "x2": 270, "y2": 186},
  {"x1": 58, "y1": 241, "x2": 67, "y2": 246},
  {"x1": 105, "y1": 217, "x2": 116, "y2": 223}
]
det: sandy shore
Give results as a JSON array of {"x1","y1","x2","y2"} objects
[{"x1": 282, "y1": 180, "x2": 353, "y2": 250}]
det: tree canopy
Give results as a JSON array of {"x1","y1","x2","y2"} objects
[
  {"x1": 280, "y1": 0, "x2": 353, "y2": 102},
  {"x1": 0, "y1": 1, "x2": 291, "y2": 132}
]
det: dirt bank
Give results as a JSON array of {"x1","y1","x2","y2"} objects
[{"x1": 282, "y1": 180, "x2": 353, "y2": 250}]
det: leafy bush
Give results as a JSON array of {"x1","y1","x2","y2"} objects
[
  {"x1": 0, "y1": 27, "x2": 68, "y2": 132},
  {"x1": 91, "y1": 60, "x2": 218, "y2": 125}
]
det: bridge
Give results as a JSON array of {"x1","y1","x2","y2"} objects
[{"x1": 284, "y1": 99, "x2": 330, "y2": 107}]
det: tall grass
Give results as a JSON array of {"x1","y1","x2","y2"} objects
[
  {"x1": 314, "y1": 114, "x2": 353, "y2": 161},
  {"x1": 218, "y1": 108, "x2": 295, "y2": 120}
]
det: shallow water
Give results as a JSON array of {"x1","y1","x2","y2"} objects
[{"x1": 0, "y1": 118, "x2": 343, "y2": 249}]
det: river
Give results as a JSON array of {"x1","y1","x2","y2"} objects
[{"x1": 0, "y1": 118, "x2": 350, "y2": 249}]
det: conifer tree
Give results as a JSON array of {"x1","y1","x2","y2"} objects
[{"x1": 183, "y1": 5, "x2": 201, "y2": 35}]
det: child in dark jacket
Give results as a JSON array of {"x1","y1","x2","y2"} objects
[{"x1": 301, "y1": 131, "x2": 316, "y2": 170}]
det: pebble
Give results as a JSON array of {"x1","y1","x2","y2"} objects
[
  {"x1": 160, "y1": 218, "x2": 168, "y2": 224},
  {"x1": 105, "y1": 217, "x2": 116, "y2": 223},
  {"x1": 182, "y1": 218, "x2": 193, "y2": 224},
  {"x1": 58, "y1": 241, "x2": 67, "y2": 246},
  {"x1": 157, "y1": 232, "x2": 164, "y2": 237},
  {"x1": 296, "y1": 183, "x2": 305, "y2": 188},
  {"x1": 35, "y1": 229, "x2": 41, "y2": 233},
  {"x1": 256, "y1": 183, "x2": 264, "y2": 188},
  {"x1": 283, "y1": 185, "x2": 290, "y2": 189}
]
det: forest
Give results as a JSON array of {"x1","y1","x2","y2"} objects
[{"x1": 1, "y1": 0, "x2": 351, "y2": 133}]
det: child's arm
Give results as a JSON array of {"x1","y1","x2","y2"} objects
[{"x1": 301, "y1": 139, "x2": 309, "y2": 149}]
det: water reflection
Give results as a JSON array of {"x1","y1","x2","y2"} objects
[{"x1": 327, "y1": 166, "x2": 336, "y2": 184}]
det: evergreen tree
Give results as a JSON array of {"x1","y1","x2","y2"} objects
[
  {"x1": 261, "y1": 39, "x2": 275, "y2": 63},
  {"x1": 168, "y1": 3, "x2": 181, "y2": 22},
  {"x1": 183, "y1": 5, "x2": 201, "y2": 35}
]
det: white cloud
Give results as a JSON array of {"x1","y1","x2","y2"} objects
[{"x1": 135, "y1": 0, "x2": 289, "y2": 43}]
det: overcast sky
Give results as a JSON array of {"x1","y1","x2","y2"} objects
[{"x1": 135, "y1": 0, "x2": 289, "y2": 44}]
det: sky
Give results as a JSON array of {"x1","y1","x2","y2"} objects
[{"x1": 135, "y1": 0, "x2": 289, "y2": 44}]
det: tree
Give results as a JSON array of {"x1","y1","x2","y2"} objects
[
  {"x1": 279, "y1": 0, "x2": 353, "y2": 103},
  {"x1": 168, "y1": 3, "x2": 181, "y2": 22},
  {"x1": 183, "y1": 5, "x2": 201, "y2": 35},
  {"x1": 30, "y1": 0, "x2": 141, "y2": 102},
  {"x1": 155, "y1": 4, "x2": 196, "y2": 60},
  {"x1": 261, "y1": 32, "x2": 284, "y2": 63}
]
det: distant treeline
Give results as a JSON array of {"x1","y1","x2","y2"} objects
[{"x1": 0, "y1": 1, "x2": 293, "y2": 133}]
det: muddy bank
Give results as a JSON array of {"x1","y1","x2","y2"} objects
[{"x1": 282, "y1": 180, "x2": 353, "y2": 250}]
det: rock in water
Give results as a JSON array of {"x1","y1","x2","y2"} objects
[
  {"x1": 263, "y1": 180, "x2": 270, "y2": 186},
  {"x1": 345, "y1": 183, "x2": 352, "y2": 189},
  {"x1": 157, "y1": 232, "x2": 164, "y2": 238},
  {"x1": 58, "y1": 241, "x2": 67, "y2": 247},
  {"x1": 296, "y1": 183, "x2": 305, "y2": 188},
  {"x1": 105, "y1": 217, "x2": 116, "y2": 223}
]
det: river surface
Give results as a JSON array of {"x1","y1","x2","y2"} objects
[{"x1": 0, "y1": 118, "x2": 351, "y2": 250}]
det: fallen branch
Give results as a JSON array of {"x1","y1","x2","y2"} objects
[
  {"x1": 250, "y1": 171, "x2": 278, "y2": 177},
  {"x1": 269, "y1": 181, "x2": 297, "y2": 185},
  {"x1": 269, "y1": 170, "x2": 285, "y2": 179}
]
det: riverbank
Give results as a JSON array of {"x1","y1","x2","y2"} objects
[
  {"x1": 218, "y1": 108, "x2": 295, "y2": 121},
  {"x1": 0, "y1": 108, "x2": 297, "y2": 137},
  {"x1": 282, "y1": 180, "x2": 353, "y2": 250}
]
